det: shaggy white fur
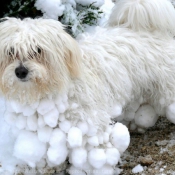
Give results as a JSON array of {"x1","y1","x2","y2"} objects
[
  {"x1": 108, "y1": 0, "x2": 175, "y2": 35},
  {"x1": 78, "y1": 27, "x2": 175, "y2": 117}
]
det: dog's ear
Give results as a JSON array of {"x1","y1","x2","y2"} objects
[{"x1": 61, "y1": 32, "x2": 82, "y2": 78}]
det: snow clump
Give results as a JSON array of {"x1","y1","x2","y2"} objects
[{"x1": 0, "y1": 94, "x2": 130, "y2": 174}]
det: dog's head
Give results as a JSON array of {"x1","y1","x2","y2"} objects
[{"x1": 0, "y1": 18, "x2": 82, "y2": 104}]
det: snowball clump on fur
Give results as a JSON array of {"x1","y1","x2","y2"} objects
[
  {"x1": 110, "y1": 123, "x2": 130, "y2": 154},
  {"x1": 134, "y1": 104, "x2": 158, "y2": 128},
  {"x1": 2, "y1": 95, "x2": 130, "y2": 174},
  {"x1": 13, "y1": 131, "x2": 47, "y2": 167},
  {"x1": 166, "y1": 102, "x2": 175, "y2": 123},
  {"x1": 115, "y1": 102, "x2": 159, "y2": 133}
]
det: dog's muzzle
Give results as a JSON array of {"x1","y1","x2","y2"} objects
[{"x1": 15, "y1": 65, "x2": 28, "y2": 80}]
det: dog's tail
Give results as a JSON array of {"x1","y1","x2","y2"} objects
[{"x1": 108, "y1": 0, "x2": 175, "y2": 35}]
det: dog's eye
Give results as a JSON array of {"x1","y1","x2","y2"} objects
[
  {"x1": 28, "y1": 47, "x2": 42, "y2": 59},
  {"x1": 33, "y1": 47, "x2": 42, "y2": 56},
  {"x1": 8, "y1": 47, "x2": 14, "y2": 56},
  {"x1": 37, "y1": 48, "x2": 41, "y2": 54}
]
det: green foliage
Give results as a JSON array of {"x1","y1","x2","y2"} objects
[
  {"x1": 61, "y1": 3, "x2": 103, "y2": 37},
  {"x1": 1, "y1": 0, "x2": 42, "y2": 18},
  {"x1": 77, "y1": 3, "x2": 103, "y2": 26}
]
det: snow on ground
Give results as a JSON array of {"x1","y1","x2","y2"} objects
[{"x1": 132, "y1": 164, "x2": 144, "y2": 174}]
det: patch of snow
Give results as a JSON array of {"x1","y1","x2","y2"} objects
[{"x1": 132, "y1": 164, "x2": 144, "y2": 174}]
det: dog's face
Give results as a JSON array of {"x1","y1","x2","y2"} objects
[{"x1": 0, "y1": 18, "x2": 81, "y2": 104}]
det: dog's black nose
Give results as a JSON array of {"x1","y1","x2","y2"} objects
[{"x1": 15, "y1": 66, "x2": 28, "y2": 79}]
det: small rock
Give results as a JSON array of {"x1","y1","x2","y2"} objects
[
  {"x1": 125, "y1": 156, "x2": 131, "y2": 162},
  {"x1": 155, "y1": 140, "x2": 168, "y2": 146},
  {"x1": 138, "y1": 155, "x2": 154, "y2": 166}
]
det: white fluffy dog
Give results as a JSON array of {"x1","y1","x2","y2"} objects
[
  {"x1": 0, "y1": 16, "x2": 132, "y2": 173},
  {"x1": 1, "y1": 0, "x2": 175, "y2": 172},
  {"x1": 1, "y1": 0, "x2": 175, "y2": 121}
]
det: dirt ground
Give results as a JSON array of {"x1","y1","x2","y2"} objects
[{"x1": 119, "y1": 117, "x2": 175, "y2": 175}]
